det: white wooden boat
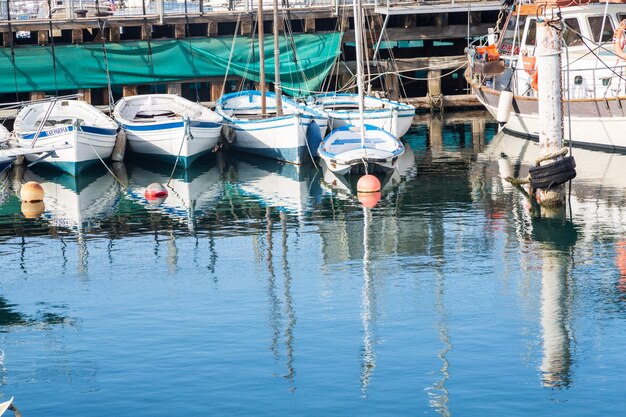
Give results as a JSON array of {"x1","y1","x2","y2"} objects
[
  {"x1": 318, "y1": 124, "x2": 404, "y2": 175},
  {"x1": 13, "y1": 99, "x2": 118, "y2": 176},
  {"x1": 114, "y1": 94, "x2": 222, "y2": 167},
  {"x1": 215, "y1": 90, "x2": 328, "y2": 165},
  {"x1": 466, "y1": 0, "x2": 626, "y2": 151},
  {"x1": 307, "y1": 93, "x2": 415, "y2": 138}
]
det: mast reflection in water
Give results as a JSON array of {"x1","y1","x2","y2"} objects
[{"x1": 1, "y1": 117, "x2": 626, "y2": 416}]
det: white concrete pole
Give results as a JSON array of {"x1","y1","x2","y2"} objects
[{"x1": 535, "y1": 18, "x2": 566, "y2": 207}]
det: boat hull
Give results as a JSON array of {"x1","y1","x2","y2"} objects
[
  {"x1": 16, "y1": 125, "x2": 118, "y2": 176},
  {"x1": 226, "y1": 114, "x2": 323, "y2": 165},
  {"x1": 217, "y1": 90, "x2": 328, "y2": 165},
  {"x1": 124, "y1": 121, "x2": 221, "y2": 167}
]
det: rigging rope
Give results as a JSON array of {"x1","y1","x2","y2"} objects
[
  {"x1": 97, "y1": 19, "x2": 115, "y2": 114},
  {"x1": 184, "y1": 0, "x2": 201, "y2": 102},
  {"x1": 47, "y1": 0, "x2": 59, "y2": 96}
]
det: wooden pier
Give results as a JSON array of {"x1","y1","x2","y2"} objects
[{"x1": 0, "y1": 0, "x2": 502, "y2": 110}]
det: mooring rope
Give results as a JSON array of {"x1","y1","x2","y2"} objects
[
  {"x1": 76, "y1": 121, "x2": 127, "y2": 188},
  {"x1": 167, "y1": 117, "x2": 192, "y2": 186},
  {"x1": 220, "y1": 14, "x2": 242, "y2": 97},
  {"x1": 184, "y1": 0, "x2": 200, "y2": 103}
]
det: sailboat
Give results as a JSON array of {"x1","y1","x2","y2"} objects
[
  {"x1": 317, "y1": 0, "x2": 404, "y2": 176},
  {"x1": 466, "y1": 0, "x2": 626, "y2": 151},
  {"x1": 113, "y1": 94, "x2": 223, "y2": 167},
  {"x1": 13, "y1": 99, "x2": 118, "y2": 176},
  {"x1": 215, "y1": 0, "x2": 327, "y2": 165}
]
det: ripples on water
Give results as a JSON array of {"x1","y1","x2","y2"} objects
[{"x1": 0, "y1": 115, "x2": 625, "y2": 415}]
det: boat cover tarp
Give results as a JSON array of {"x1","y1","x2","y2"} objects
[{"x1": 0, "y1": 33, "x2": 342, "y2": 96}]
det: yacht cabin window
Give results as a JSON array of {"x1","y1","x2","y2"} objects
[
  {"x1": 563, "y1": 18, "x2": 584, "y2": 46},
  {"x1": 587, "y1": 16, "x2": 615, "y2": 43}
]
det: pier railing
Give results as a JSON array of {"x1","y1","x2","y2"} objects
[{"x1": 0, "y1": 0, "x2": 496, "y2": 21}]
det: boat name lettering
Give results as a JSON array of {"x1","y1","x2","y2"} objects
[{"x1": 46, "y1": 126, "x2": 70, "y2": 136}]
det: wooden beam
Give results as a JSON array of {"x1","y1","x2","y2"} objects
[
  {"x1": 435, "y1": 13, "x2": 449, "y2": 27},
  {"x1": 342, "y1": 23, "x2": 493, "y2": 42},
  {"x1": 2, "y1": 33, "x2": 11, "y2": 47}
]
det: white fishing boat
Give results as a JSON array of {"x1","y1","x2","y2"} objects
[
  {"x1": 317, "y1": 0, "x2": 404, "y2": 175},
  {"x1": 318, "y1": 124, "x2": 404, "y2": 175},
  {"x1": 216, "y1": 90, "x2": 327, "y2": 165},
  {"x1": 113, "y1": 94, "x2": 223, "y2": 168},
  {"x1": 307, "y1": 92, "x2": 415, "y2": 138},
  {"x1": 466, "y1": 0, "x2": 626, "y2": 151},
  {"x1": 13, "y1": 99, "x2": 118, "y2": 176}
]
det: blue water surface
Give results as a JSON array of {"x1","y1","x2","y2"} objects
[{"x1": 0, "y1": 117, "x2": 625, "y2": 416}]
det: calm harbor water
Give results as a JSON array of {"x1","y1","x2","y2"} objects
[{"x1": 1, "y1": 115, "x2": 626, "y2": 415}]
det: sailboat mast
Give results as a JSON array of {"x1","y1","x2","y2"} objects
[
  {"x1": 258, "y1": 0, "x2": 267, "y2": 114},
  {"x1": 352, "y1": 0, "x2": 366, "y2": 147},
  {"x1": 273, "y1": 0, "x2": 283, "y2": 116}
]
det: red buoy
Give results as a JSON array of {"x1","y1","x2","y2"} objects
[
  {"x1": 145, "y1": 183, "x2": 168, "y2": 200},
  {"x1": 356, "y1": 174, "x2": 381, "y2": 193},
  {"x1": 358, "y1": 191, "x2": 382, "y2": 208}
]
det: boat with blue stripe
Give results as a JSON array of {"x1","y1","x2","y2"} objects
[
  {"x1": 14, "y1": 99, "x2": 119, "y2": 176},
  {"x1": 216, "y1": 90, "x2": 328, "y2": 165},
  {"x1": 318, "y1": 124, "x2": 405, "y2": 175},
  {"x1": 114, "y1": 94, "x2": 223, "y2": 168}
]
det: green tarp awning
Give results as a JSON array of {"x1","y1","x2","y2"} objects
[{"x1": 0, "y1": 32, "x2": 342, "y2": 96}]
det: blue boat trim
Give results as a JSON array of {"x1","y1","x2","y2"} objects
[
  {"x1": 77, "y1": 125, "x2": 119, "y2": 136},
  {"x1": 20, "y1": 125, "x2": 75, "y2": 140}
]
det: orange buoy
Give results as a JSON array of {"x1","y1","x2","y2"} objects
[
  {"x1": 358, "y1": 191, "x2": 381, "y2": 208},
  {"x1": 20, "y1": 181, "x2": 44, "y2": 202},
  {"x1": 145, "y1": 183, "x2": 168, "y2": 200},
  {"x1": 356, "y1": 174, "x2": 381, "y2": 193},
  {"x1": 21, "y1": 201, "x2": 45, "y2": 219}
]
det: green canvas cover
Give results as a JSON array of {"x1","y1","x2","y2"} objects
[{"x1": 0, "y1": 32, "x2": 342, "y2": 96}]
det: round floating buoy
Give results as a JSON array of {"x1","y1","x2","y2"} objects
[
  {"x1": 358, "y1": 191, "x2": 381, "y2": 208},
  {"x1": 356, "y1": 174, "x2": 381, "y2": 193},
  {"x1": 145, "y1": 183, "x2": 168, "y2": 201},
  {"x1": 20, "y1": 181, "x2": 44, "y2": 202},
  {"x1": 21, "y1": 201, "x2": 45, "y2": 219}
]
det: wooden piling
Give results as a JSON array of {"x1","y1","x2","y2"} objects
[
  {"x1": 77, "y1": 89, "x2": 92, "y2": 103},
  {"x1": 304, "y1": 18, "x2": 316, "y2": 33},
  {"x1": 123, "y1": 86, "x2": 138, "y2": 97},
  {"x1": 37, "y1": 31, "x2": 48, "y2": 46},
  {"x1": 167, "y1": 83, "x2": 182, "y2": 96},
  {"x1": 174, "y1": 24, "x2": 186, "y2": 39},
  {"x1": 30, "y1": 92, "x2": 45, "y2": 101},
  {"x1": 109, "y1": 26, "x2": 121, "y2": 42},
  {"x1": 72, "y1": 28, "x2": 83, "y2": 44},
  {"x1": 210, "y1": 82, "x2": 222, "y2": 102},
  {"x1": 207, "y1": 20, "x2": 218, "y2": 37}
]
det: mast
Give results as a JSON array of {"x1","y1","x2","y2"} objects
[
  {"x1": 258, "y1": 0, "x2": 266, "y2": 114},
  {"x1": 273, "y1": 0, "x2": 283, "y2": 116},
  {"x1": 352, "y1": 0, "x2": 366, "y2": 148}
]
